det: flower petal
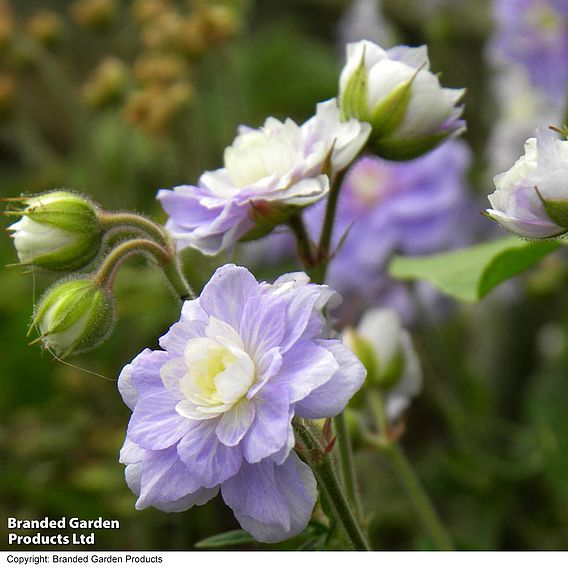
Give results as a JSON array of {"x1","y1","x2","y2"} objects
[
  {"x1": 295, "y1": 339, "x2": 366, "y2": 419},
  {"x1": 177, "y1": 419, "x2": 243, "y2": 487},
  {"x1": 128, "y1": 389, "x2": 191, "y2": 450},
  {"x1": 242, "y1": 385, "x2": 292, "y2": 463},
  {"x1": 221, "y1": 452, "x2": 317, "y2": 543}
]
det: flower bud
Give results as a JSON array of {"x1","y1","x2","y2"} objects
[
  {"x1": 7, "y1": 191, "x2": 103, "y2": 271},
  {"x1": 70, "y1": 0, "x2": 117, "y2": 32},
  {"x1": 339, "y1": 40, "x2": 465, "y2": 160},
  {"x1": 82, "y1": 57, "x2": 128, "y2": 109},
  {"x1": 486, "y1": 128, "x2": 568, "y2": 238},
  {"x1": 30, "y1": 278, "x2": 115, "y2": 357},
  {"x1": 343, "y1": 308, "x2": 422, "y2": 421},
  {"x1": 26, "y1": 10, "x2": 64, "y2": 49}
]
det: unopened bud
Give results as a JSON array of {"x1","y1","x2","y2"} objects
[
  {"x1": 198, "y1": 5, "x2": 239, "y2": 45},
  {"x1": 31, "y1": 278, "x2": 115, "y2": 357},
  {"x1": 344, "y1": 308, "x2": 422, "y2": 422},
  {"x1": 133, "y1": 53, "x2": 187, "y2": 85},
  {"x1": 82, "y1": 57, "x2": 128, "y2": 109},
  {"x1": 7, "y1": 191, "x2": 103, "y2": 271},
  {"x1": 70, "y1": 0, "x2": 117, "y2": 32},
  {"x1": 130, "y1": 0, "x2": 171, "y2": 26},
  {"x1": 123, "y1": 82, "x2": 193, "y2": 136},
  {"x1": 26, "y1": 10, "x2": 64, "y2": 49}
]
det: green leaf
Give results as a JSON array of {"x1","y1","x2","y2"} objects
[
  {"x1": 194, "y1": 529, "x2": 256, "y2": 549},
  {"x1": 389, "y1": 237, "x2": 561, "y2": 302}
]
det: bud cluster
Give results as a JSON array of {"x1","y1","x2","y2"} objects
[{"x1": 5, "y1": 189, "x2": 190, "y2": 359}]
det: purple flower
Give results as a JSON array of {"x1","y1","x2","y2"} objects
[
  {"x1": 157, "y1": 99, "x2": 370, "y2": 256},
  {"x1": 118, "y1": 264, "x2": 365, "y2": 543},
  {"x1": 490, "y1": 0, "x2": 568, "y2": 99}
]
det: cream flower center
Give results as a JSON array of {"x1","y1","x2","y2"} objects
[
  {"x1": 223, "y1": 121, "x2": 301, "y2": 187},
  {"x1": 176, "y1": 317, "x2": 255, "y2": 419}
]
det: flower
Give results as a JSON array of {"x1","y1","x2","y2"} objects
[
  {"x1": 7, "y1": 191, "x2": 102, "y2": 271},
  {"x1": 30, "y1": 278, "x2": 115, "y2": 358},
  {"x1": 344, "y1": 308, "x2": 422, "y2": 422},
  {"x1": 490, "y1": 0, "x2": 568, "y2": 100},
  {"x1": 157, "y1": 99, "x2": 370, "y2": 255},
  {"x1": 486, "y1": 129, "x2": 568, "y2": 238},
  {"x1": 118, "y1": 264, "x2": 366, "y2": 542},
  {"x1": 339, "y1": 40, "x2": 465, "y2": 160}
]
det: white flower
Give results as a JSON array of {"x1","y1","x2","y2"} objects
[
  {"x1": 339, "y1": 40, "x2": 465, "y2": 160},
  {"x1": 344, "y1": 308, "x2": 422, "y2": 422},
  {"x1": 486, "y1": 128, "x2": 568, "y2": 238},
  {"x1": 158, "y1": 99, "x2": 371, "y2": 255}
]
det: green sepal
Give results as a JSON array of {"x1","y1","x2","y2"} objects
[
  {"x1": 340, "y1": 49, "x2": 369, "y2": 122},
  {"x1": 24, "y1": 191, "x2": 100, "y2": 234},
  {"x1": 537, "y1": 190, "x2": 568, "y2": 228},
  {"x1": 343, "y1": 329, "x2": 380, "y2": 384},
  {"x1": 372, "y1": 129, "x2": 451, "y2": 161},
  {"x1": 377, "y1": 348, "x2": 405, "y2": 391},
  {"x1": 369, "y1": 78, "x2": 413, "y2": 139}
]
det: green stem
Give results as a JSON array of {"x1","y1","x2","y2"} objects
[
  {"x1": 367, "y1": 392, "x2": 454, "y2": 551},
  {"x1": 310, "y1": 167, "x2": 349, "y2": 282},
  {"x1": 94, "y1": 238, "x2": 193, "y2": 300},
  {"x1": 334, "y1": 413, "x2": 363, "y2": 521},
  {"x1": 295, "y1": 421, "x2": 371, "y2": 551},
  {"x1": 378, "y1": 440, "x2": 454, "y2": 551},
  {"x1": 99, "y1": 212, "x2": 171, "y2": 248},
  {"x1": 288, "y1": 213, "x2": 315, "y2": 268}
]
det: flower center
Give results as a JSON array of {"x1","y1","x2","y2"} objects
[
  {"x1": 223, "y1": 121, "x2": 300, "y2": 187},
  {"x1": 178, "y1": 317, "x2": 255, "y2": 418}
]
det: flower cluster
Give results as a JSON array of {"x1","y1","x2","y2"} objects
[{"x1": 118, "y1": 264, "x2": 365, "y2": 542}]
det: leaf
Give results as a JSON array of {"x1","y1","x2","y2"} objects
[
  {"x1": 194, "y1": 530, "x2": 256, "y2": 549},
  {"x1": 389, "y1": 237, "x2": 561, "y2": 302}
]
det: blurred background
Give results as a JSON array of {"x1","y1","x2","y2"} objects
[{"x1": 2, "y1": 0, "x2": 568, "y2": 551}]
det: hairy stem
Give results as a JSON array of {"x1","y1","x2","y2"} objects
[
  {"x1": 295, "y1": 420, "x2": 371, "y2": 551},
  {"x1": 94, "y1": 238, "x2": 193, "y2": 300},
  {"x1": 99, "y1": 212, "x2": 171, "y2": 248}
]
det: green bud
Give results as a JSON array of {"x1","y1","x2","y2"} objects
[
  {"x1": 7, "y1": 191, "x2": 103, "y2": 271},
  {"x1": 30, "y1": 278, "x2": 115, "y2": 358},
  {"x1": 343, "y1": 327, "x2": 405, "y2": 390}
]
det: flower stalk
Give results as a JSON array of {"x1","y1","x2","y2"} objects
[
  {"x1": 99, "y1": 211, "x2": 171, "y2": 249},
  {"x1": 366, "y1": 391, "x2": 454, "y2": 551},
  {"x1": 94, "y1": 238, "x2": 193, "y2": 300},
  {"x1": 294, "y1": 420, "x2": 371, "y2": 551}
]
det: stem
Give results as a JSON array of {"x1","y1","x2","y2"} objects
[
  {"x1": 99, "y1": 212, "x2": 171, "y2": 248},
  {"x1": 295, "y1": 421, "x2": 371, "y2": 551},
  {"x1": 334, "y1": 413, "x2": 363, "y2": 521},
  {"x1": 288, "y1": 213, "x2": 315, "y2": 268},
  {"x1": 376, "y1": 440, "x2": 454, "y2": 551},
  {"x1": 94, "y1": 238, "x2": 193, "y2": 300},
  {"x1": 311, "y1": 167, "x2": 349, "y2": 282},
  {"x1": 367, "y1": 392, "x2": 454, "y2": 550}
]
